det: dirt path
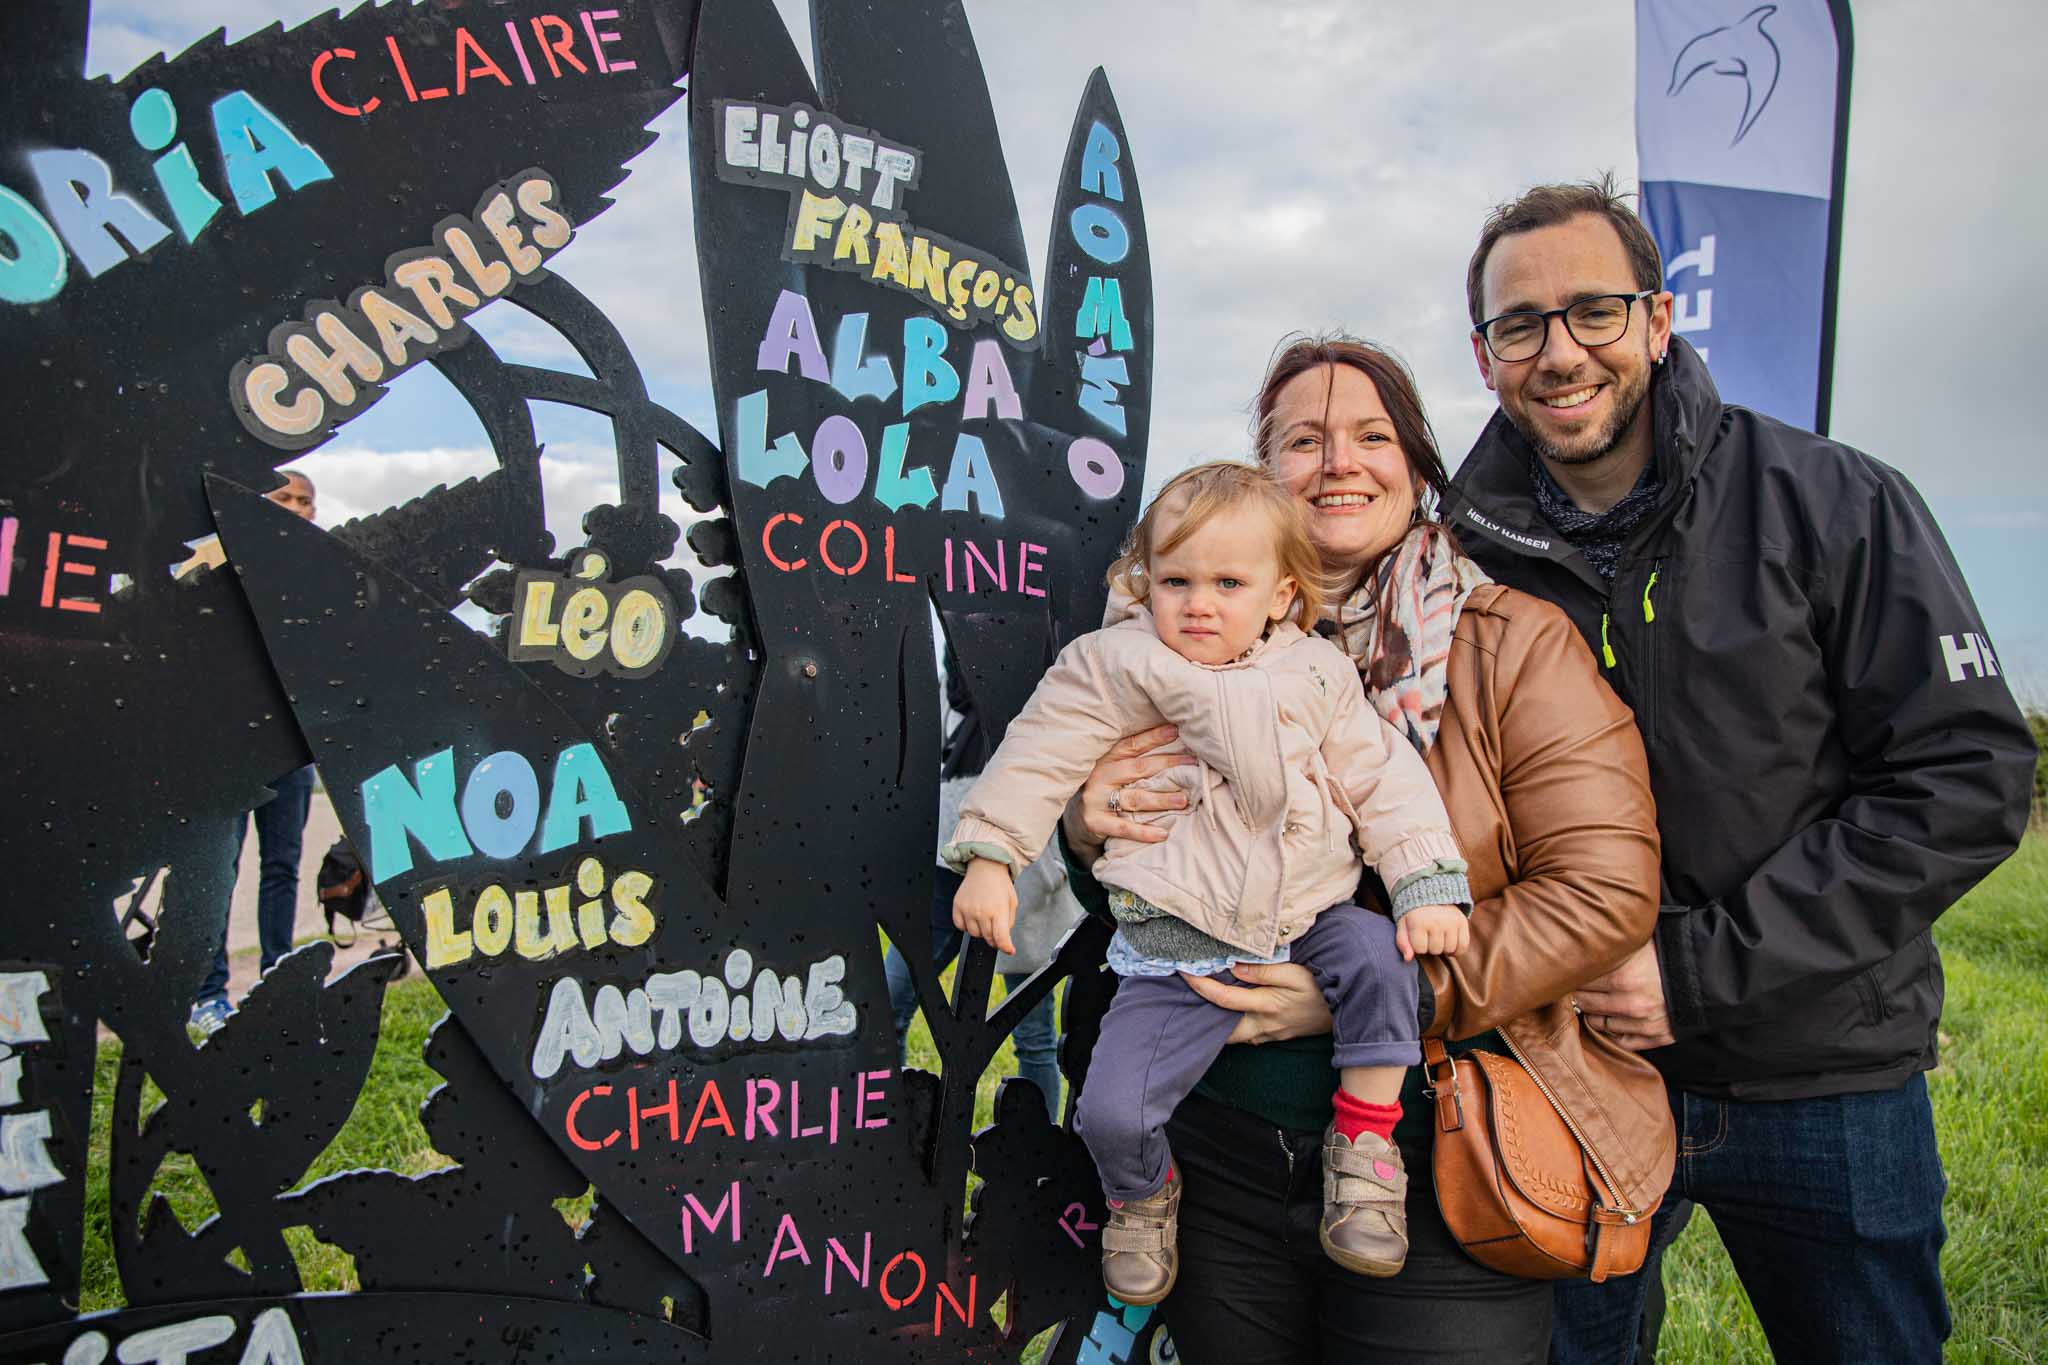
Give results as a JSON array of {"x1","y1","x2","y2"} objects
[{"x1": 108, "y1": 788, "x2": 422, "y2": 1039}]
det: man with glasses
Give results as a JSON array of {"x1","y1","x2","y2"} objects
[{"x1": 1445, "y1": 177, "x2": 2033, "y2": 1362}]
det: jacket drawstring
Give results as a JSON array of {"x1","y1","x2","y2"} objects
[{"x1": 1600, "y1": 563, "x2": 1661, "y2": 667}]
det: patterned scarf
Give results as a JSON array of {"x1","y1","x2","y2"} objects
[
  {"x1": 1321, "y1": 523, "x2": 1490, "y2": 754},
  {"x1": 1529, "y1": 449, "x2": 1663, "y2": 582}
]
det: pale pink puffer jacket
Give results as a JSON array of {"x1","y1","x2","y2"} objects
[{"x1": 944, "y1": 598, "x2": 1463, "y2": 958}]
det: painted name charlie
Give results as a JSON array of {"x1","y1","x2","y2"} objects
[{"x1": 715, "y1": 100, "x2": 1037, "y2": 347}]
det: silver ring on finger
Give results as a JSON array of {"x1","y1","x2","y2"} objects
[{"x1": 1106, "y1": 786, "x2": 1124, "y2": 815}]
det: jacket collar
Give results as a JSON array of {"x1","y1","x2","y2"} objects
[{"x1": 1447, "y1": 337, "x2": 1723, "y2": 568}]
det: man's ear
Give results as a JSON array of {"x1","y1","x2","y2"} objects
[
  {"x1": 1471, "y1": 332, "x2": 1497, "y2": 393},
  {"x1": 1648, "y1": 290, "x2": 1675, "y2": 363}
]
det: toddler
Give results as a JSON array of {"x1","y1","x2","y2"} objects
[{"x1": 944, "y1": 461, "x2": 1469, "y2": 1305}]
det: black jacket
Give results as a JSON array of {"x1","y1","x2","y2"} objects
[
  {"x1": 1447, "y1": 339, "x2": 2035, "y2": 1100},
  {"x1": 938, "y1": 643, "x2": 988, "y2": 781}
]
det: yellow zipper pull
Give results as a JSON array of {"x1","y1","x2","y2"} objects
[
  {"x1": 1600, "y1": 611, "x2": 1616, "y2": 668},
  {"x1": 1642, "y1": 568, "x2": 1660, "y2": 623}
]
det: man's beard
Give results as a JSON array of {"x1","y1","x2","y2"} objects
[{"x1": 1513, "y1": 354, "x2": 1651, "y2": 468}]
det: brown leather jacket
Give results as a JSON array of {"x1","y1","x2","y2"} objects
[{"x1": 1418, "y1": 584, "x2": 1675, "y2": 1215}]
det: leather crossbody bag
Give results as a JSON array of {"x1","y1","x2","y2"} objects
[{"x1": 1423, "y1": 1036, "x2": 1657, "y2": 1282}]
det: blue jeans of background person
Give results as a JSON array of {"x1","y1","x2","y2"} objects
[
  {"x1": 195, "y1": 766, "x2": 316, "y2": 1007},
  {"x1": 1550, "y1": 1074, "x2": 1949, "y2": 1364},
  {"x1": 883, "y1": 922, "x2": 1063, "y2": 1125}
]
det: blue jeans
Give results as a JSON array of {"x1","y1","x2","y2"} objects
[
  {"x1": 883, "y1": 922, "x2": 1063, "y2": 1125},
  {"x1": 196, "y1": 766, "x2": 316, "y2": 1007},
  {"x1": 1551, "y1": 1074, "x2": 1949, "y2": 1363}
]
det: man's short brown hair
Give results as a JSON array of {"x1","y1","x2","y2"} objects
[{"x1": 1466, "y1": 173, "x2": 1665, "y2": 325}]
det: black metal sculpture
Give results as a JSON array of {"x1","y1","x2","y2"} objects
[{"x1": 0, "y1": 0, "x2": 1155, "y2": 1359}]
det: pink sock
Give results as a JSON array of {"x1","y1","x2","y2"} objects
[{"x1": 1333, "y1": 1090, "x2": 1400, "y2": 1143}]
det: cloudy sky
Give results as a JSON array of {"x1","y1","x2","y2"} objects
[{"x1": 86, "y1": 0, "x2": 2048, "y2": 690}]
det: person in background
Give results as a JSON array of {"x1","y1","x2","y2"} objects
[
  {"x1": 174, "y1": 469, "x2": 316, "y2": 577},
  {"x1": 181, "y1": 470, "x2": 321, "y2": 1035},
  {"x1": 1447, "y1": 176, "x2": 2036, "y2": 1362},
  {"x1": 882, "y1": 644, "x2": 1080, "y2": 1122}
]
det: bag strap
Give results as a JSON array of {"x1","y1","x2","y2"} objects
[
  {"x1": 1422, "y1": 1036, "x2": 1463, "y2": 1132},
  {"x1": 1587, "y1": 1203, "x2": 1638, "y2": 1283},
  {"x1": 1580, "y1": 1143, "x2": 1644, "y2": 1282}
]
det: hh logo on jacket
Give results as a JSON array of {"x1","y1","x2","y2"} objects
[{"x1": 1939, "y1": 632, "x2": 2001, "y2": 683}]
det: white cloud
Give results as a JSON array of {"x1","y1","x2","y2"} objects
[
  {"x1": 85, "y1": 0, "x2": 321, "y2": 77},
  {"x1": 290, "y1": 441, "x2": 722, "y2": 584},
  {"x1": 69, "y1": 0, "x2": 2048, "y2": 657}
]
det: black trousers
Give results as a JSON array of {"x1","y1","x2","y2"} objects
[{"x1": 1161, "y1": 1092, "x2": 1551, "y2": 1364}]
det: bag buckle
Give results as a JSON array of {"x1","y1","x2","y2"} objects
[{"x1": 1422, "y1": 1037, "x2": 1463, "y2": 1130}]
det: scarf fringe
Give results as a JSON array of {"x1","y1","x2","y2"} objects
[{"x1": 1322, "y1": 524, "x2": 1489, "y2": 753}]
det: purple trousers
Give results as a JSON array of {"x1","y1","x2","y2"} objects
[{"x1": 1076, "y1": 903, "x2": 1418, "y2": 1201}]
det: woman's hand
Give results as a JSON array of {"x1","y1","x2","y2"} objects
[
  {"x1": 1058, "y1": 723, "x2": 1198, "y2": 862},
  {"x1": 1182, "y1": 962, "x2": 1333, "y2": 1045}
]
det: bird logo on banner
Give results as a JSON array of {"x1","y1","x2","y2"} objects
[{"x1": 1668, "y1": 4, "x2": 1783, "y2": 146}]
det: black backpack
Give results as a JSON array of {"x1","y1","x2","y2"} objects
[
  {"x1": 319, "y1": 833, "x2": 403, "y2": 937},
  {"x1": 315, "y1": 837, "x2": 369, "y2": 933},
  {"x1": 315, "y1": 837, "x2": 408, "y2": 974}
]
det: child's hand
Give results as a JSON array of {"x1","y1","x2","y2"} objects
[
  {"x1": 952, "y1": 858, "x2": 1019, "y2": 955},
  {"x1": 1395, "y1": 904, "x2": 1469, "y2": 961}
]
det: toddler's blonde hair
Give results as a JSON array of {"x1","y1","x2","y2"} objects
[{"x1": 1106, "y1": 460, "x2": 1327, "y2": 631}]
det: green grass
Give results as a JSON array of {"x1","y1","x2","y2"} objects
[
  {"x1": 1657, "y1": 836, "x2": 2048, "y2": 1362},
  {"x1": 897, "y1": 961, "x2": 1055, "y2": 1130},
  {"x1": 78, "y1": 974, "x2": 452, "y2": 1307},
  {"x1": 75, "y1": 844, "x2": 2047, "y2": 1361}
]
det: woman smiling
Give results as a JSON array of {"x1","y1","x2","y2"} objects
[{"x1": 1062, "y1": 336, "x2": 1673, "y2": 1361}]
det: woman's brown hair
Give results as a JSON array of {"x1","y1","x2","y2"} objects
[
  {"x1": 1251, "y1": 335, "x2": 1466, "y2": 655},
  {"x1": 1106, "y1": 460, "x2": 1328, "y2": 632},
  {"x1": 1252, "y1": 333, "x2": 1455, "y2": 517}
]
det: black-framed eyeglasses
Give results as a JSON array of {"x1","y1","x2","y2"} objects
[{"x1": 1473, "y1": 291, "x2": 1656, "y2": 363}]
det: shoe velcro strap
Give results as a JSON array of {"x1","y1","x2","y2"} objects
[
  {"x1": 1324, "y1": 1144, "x2": 1405, "y2": 1206},
  {"x1": 1102, "y1": 1224, "x2": 1171, "y2": 1253},
  {"x1": 1326, "y1": 1171, "x2": 1404, "y2": 1206},
  {"x1": 1324, "y1": 1142, "x2": 1392, "y2": 1178}
]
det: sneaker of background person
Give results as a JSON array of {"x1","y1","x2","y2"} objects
[{"x1": 188, "y1": 998, "x2": 235, "y2": 1038}]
